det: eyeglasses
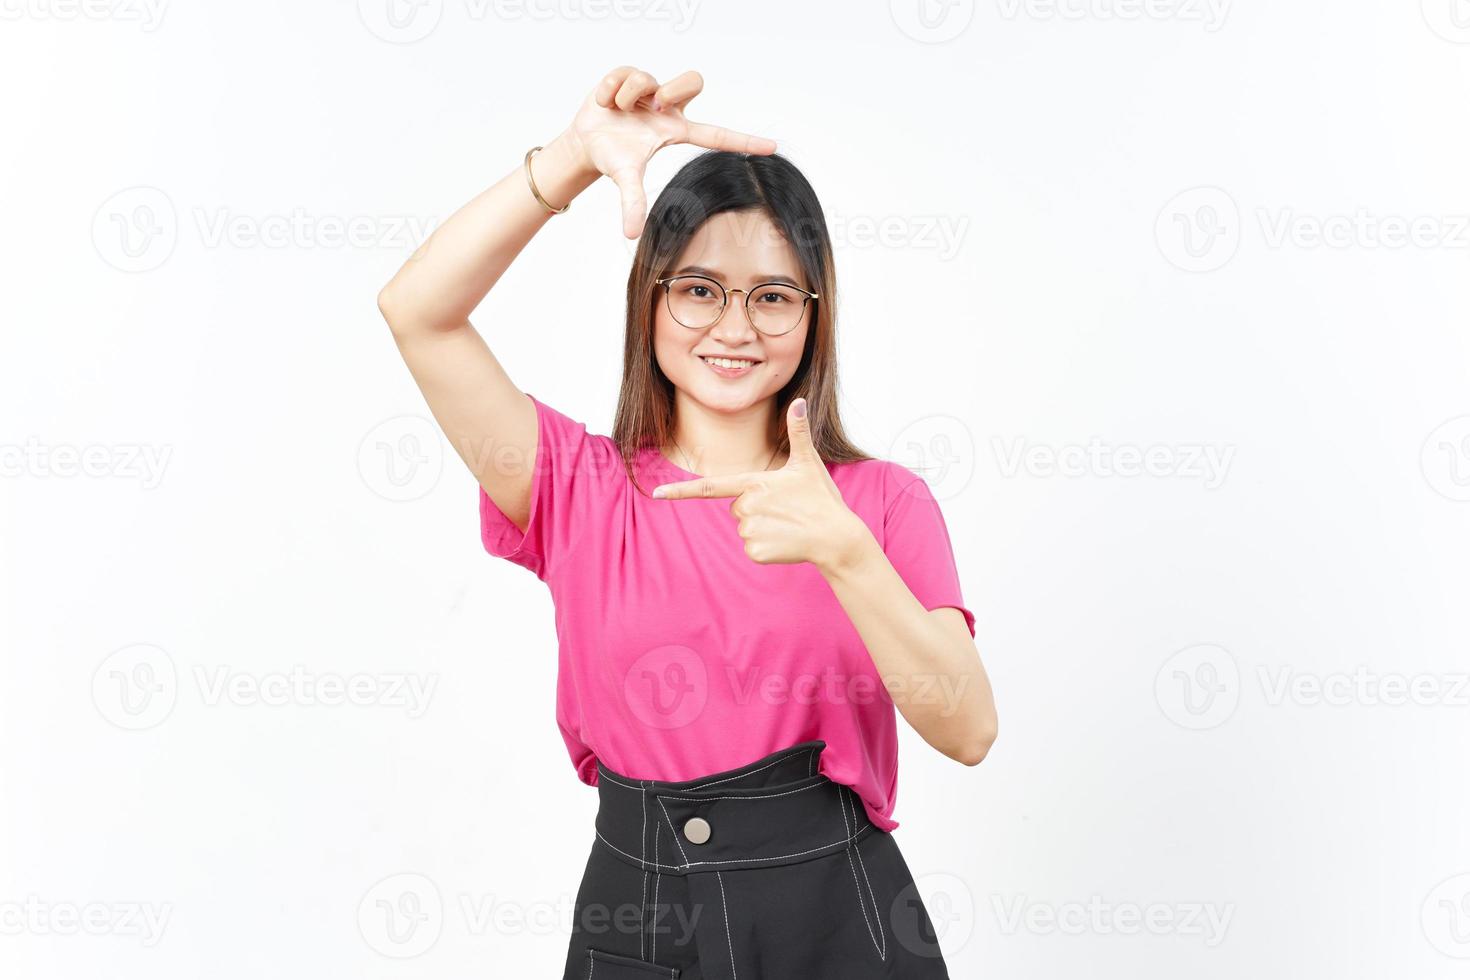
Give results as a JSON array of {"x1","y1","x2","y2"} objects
[{"x1": 654, "y1": 274, "x2": 819, "y2": 337}]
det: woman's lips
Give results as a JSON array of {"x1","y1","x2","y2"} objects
[{"x1": 698, "y1": 354, "x2": 760, "y2": 378}]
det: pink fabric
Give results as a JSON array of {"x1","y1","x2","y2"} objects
[{"x1": 478, "y1": 392, "x2": 976, "y2": 832}]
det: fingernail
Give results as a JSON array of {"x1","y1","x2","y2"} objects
[
  {"x1": 652, "y1": 485, "x2": 667, "y2": 498},
  {"x1": 652, "y1": 97, "x2": 663, "y2": 111},
  {"x1": 793, "y1": 398, "x2": 806, "y2": 418}
]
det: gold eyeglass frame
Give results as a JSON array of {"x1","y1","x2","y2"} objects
[{"x1": 654, "y1": 274, "x2": 819, "y2": 337}]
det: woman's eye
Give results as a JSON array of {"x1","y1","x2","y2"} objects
[{"x1": 757, "y1": 292, "x2": 788, "y2": 304}]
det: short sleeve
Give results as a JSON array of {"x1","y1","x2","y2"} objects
[
  {"x1": 477, "y1": 392, "x2": 616, "y2": 580},
  {"x1": 881, "y1": 464, "x2": 977, "y2": 637}
]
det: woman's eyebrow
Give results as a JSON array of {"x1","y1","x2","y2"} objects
[{"x1": 675, "y1": 265, "x2": 802, "y2": 288}]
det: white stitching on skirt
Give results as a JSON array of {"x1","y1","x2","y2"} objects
[
  {"x1": 601, "y1": 817, "x2": 874, "y2": 872},
  {"x1": 585, "y1": 950, "x2": 677, "y2": 978},
  {"x1": 601, "y1": 761, "x2": 790, "y2": 794},
  {"x1": 597, "y1": 831, "x2": 676, "y2": 870},
  {"x1": 598, "y1": 744, "x2": 822, "y2": 794},
  {"x1": 656, "y1": 797, "x2": 693, "y2": 868},
  {"x1": 652, "y1": 825, "x2": 661, "y2": 962},
  {"x1": 715, "y1": 870, "x2": 739, "y2": 980},
  {"x1": 662, "y1": 792, "x2": 849, "y2": 871},
  {"x1": 845, "y1": 790, "x2": 887, "y2": 959},
  {"x1": 640, "y1": 780, "x2": 648, "y2": 958},
  {"x1": 839, "y1": 788, "x2": 884, "y2": 958},
  {"x1": 685, "y1": 750, "x2": 801, "y2": 790},
  {"x1": 655, "y1": 781, "x2": 827, "y2": 804}
]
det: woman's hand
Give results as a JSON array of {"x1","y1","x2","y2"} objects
[
  {"x1": 563, "y1": 66, "x2": 778, "y2": 238},
  {"x1": 651, "y1": 398, "x2": 871, "y2": 572}
]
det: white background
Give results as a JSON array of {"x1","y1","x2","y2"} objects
[{"x1": 3, "y1": 1, "x2": 1470, "y2": 977}]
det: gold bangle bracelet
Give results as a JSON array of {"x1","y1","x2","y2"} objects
[{"x1": 524, "y1": 145, "x2": 570, "y2": 215}]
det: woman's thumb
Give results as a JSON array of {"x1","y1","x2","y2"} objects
[
  {"x1": 608, "y1": 164, "x2": 648, "y2": 239},
  {"x1": 785, "y1": 397, "x2": 818, "y2": 465}
]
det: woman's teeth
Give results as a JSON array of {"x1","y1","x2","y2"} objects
[{"x1": 701, "y1": 356, "x2": 758, "y2": 369}]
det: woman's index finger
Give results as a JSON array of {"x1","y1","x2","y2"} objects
[
  {"x1": 683, "y1": 121, "x2": 778, "y2": 155},
  {"x1": 651, "y1": 473, "x2": 754, "y2": 499}
]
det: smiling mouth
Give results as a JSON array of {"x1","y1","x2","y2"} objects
[{"x1": 698, "y1": 354, "x2": 762, "y2": 370}]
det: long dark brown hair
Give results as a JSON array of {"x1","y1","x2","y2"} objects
[{"x1": 612, "y1": 150, "x2": 872, "y2": 494}]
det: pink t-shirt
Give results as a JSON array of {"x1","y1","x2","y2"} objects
[{"x1": 478, "y1": 392, "x2": 976, "y2": 832}]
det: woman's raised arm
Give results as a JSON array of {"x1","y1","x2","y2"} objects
[
  {"x1": 375, "y1": 66, "x2": 776, "y2": 532},
  {"x1": 375, "y1": 126, "x2": 597, "y2": 534}
]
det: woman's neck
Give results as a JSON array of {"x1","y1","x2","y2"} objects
[{"x1": 667, "y1": 396, "x2": 785, "y2": 477}]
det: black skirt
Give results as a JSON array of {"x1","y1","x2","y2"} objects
[{"x1": 560, "y1": 739, "x2": 951, "y2": 979}]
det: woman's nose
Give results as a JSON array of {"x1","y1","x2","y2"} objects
[{"x1": 711, "y1": 292, "x2": 758, "y2": 340}]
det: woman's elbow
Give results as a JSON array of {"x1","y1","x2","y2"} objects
[
  {"x1": 376, "y1": 280, "x2": 408, "y2": 330},
  {"x1": 952, "y1": 719, "x2": 998, "y2": 767}
]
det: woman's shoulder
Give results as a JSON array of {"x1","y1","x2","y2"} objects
[
  {"x1": 525, "y1": 391, "x2": 625, "y2": 474},
  {"x1": 830, "y1": 454, "x2": 925, "y2": 479},
  {"x1": 829, "y1": 455, "x2": 936, "y2": 502}
]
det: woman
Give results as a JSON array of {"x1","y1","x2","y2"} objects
[{"x1": 377, "y1": 65, "x2": 997, "y2": 980}]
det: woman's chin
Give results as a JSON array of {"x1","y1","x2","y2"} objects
[{"x1": 680, "y1": 380, "x2": 768, "y2": 414}]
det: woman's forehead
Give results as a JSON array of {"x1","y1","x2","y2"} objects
[{"x1": 675, "y1": 211, "x2": 800, "y2": 277}]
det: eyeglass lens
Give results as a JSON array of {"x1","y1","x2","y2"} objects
[{"x1": 663, "y1": 276, "x2": 809, "y2": 335}]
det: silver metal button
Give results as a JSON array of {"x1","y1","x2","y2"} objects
[{"x1": 683, "y1": 816, "x2": 711, "y2": 845}]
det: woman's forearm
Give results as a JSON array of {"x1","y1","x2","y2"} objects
[
  {"x1": 816, "y1": 520, "x2": 998, "y2": 766},
  {"x1": 377, "y1": 127, "x2": 600, "y2": 334}
]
